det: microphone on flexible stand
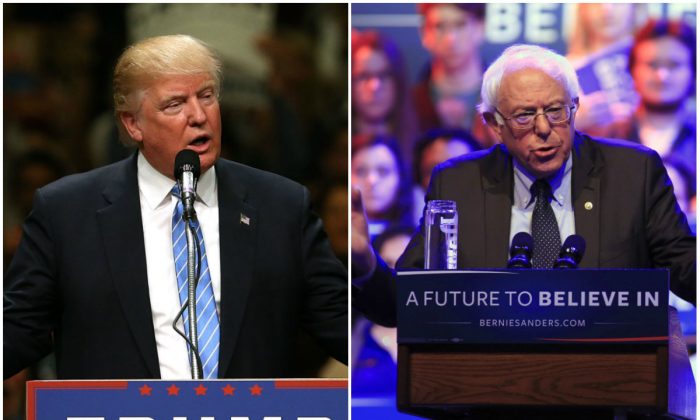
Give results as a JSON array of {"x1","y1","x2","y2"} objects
[
  {"x1": 172, "y1": 149, "x2": 203, "y2": 379},
  {"x1": 174, "y1": 150, "x2": 201, "y2": 221},
  {"x1": 507, "y1": 232, "x2": 534, "y2": 269},
  {"x1": 553, "y1": 235, "x2": 586, "y2": 269}
]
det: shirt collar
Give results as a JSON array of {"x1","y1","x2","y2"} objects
[
  {"x1": 513, "y1": 153, "x2": 572, "y2": 209},
  {"x1": 137, "y1": 151, "x2": 217, "y2": 210}
]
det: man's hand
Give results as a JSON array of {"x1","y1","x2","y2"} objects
[{"x1": 351, "y1": 187, "x2": 376, "y2": 278}]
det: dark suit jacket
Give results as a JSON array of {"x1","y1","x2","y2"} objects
[
  {"x1": 354, "y1": 132, "x2": 696, "y2": 326},
  {"x1": 4, "y1": 154, "x2": 348, "y2": 379}
]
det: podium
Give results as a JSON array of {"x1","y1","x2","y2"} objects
[
  {"x1": 27, "y1": 378, "x2": 347, "y2": 419},
  {"x1": 395, "y1": 270, "x2": 695, "y2": 419}
]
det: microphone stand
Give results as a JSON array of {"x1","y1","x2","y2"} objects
[
  {"x1": 172, "y1": 151, "x2": 204, "y2": 380},
  {"x1": 184, "y1": 217, "x2": 203, "y2": 380}
]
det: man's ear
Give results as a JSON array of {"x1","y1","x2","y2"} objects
[
  {"x1": 119, "y1": 112, "x2": 144, "y2": 143},
  {"x1": 482, "y1": 112, "x2": 503, "y2": 137}
]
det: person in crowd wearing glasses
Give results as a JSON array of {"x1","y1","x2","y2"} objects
[{"x1": 352, "y1": 44, "x2": 695, "y2": 327}]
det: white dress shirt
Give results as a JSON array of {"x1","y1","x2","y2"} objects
[{"x1": 137, "y1": 152, "x2": 221, "y2": 379}]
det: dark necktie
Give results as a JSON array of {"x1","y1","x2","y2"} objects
[{"x1": 530, "y1": 179, "x2": 561, "y2": 269}]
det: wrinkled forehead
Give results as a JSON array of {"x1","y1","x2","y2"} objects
[
  {"x1": 497, "y1": 68, "x2": 570, "y2": 108},
  {"x1": 501, "y1": 65, "x2": 568, "y2": 93}
]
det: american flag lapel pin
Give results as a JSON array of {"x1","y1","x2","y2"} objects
[{"x1": 240, "y1": 213, "x2": 250, "y2": 225}]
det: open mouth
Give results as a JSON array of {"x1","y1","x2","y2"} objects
[
  {"x1": 532, "y1": 146, "x2": 558, "y2": 159},
  {"x1": 189, "y1": 135, "x2": 210, "y2": 147}
]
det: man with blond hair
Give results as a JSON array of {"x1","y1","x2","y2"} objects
[{"x1": 5, "y1": 34, "x2": 348, "y2": 379}]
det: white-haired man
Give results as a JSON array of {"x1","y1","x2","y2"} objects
[
  {"x1": 353, "y1": 44, "x2": 695, "y2": 326},
  {"x1": 5, "y1": 35, "x2": 348, "y2": 379}
]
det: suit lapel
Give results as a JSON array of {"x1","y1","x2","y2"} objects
[
  {"x1": 215, "y1": 161, "x2": 257, "y2": 376},
  {"x1": 482, "y1": 146, "x2": 513, "y2": 268},
  {"x1": 96, "y1": 154, "x2": 160, "y2": 378},
  {"x1": 571, "y1": 133, "x2": 601, "y2": 267}
]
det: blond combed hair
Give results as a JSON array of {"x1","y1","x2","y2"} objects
[{"x1": 113, "y1": 34, "x2": 222, "y2": 145}]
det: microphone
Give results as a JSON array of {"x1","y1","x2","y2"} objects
[
  {"x1": 174, "y1": 150, "x2": 201, "y2": 221},
  {"x1": 553, "y1": 235, "x2": 586, "y2": 269},
  {"x1": 507, "y1": 232, "x2": 533, "y2": 269}
]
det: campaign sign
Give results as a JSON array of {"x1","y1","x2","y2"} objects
[
  {"x1": 397, "y1": 269, "x2": 668, "y2": 345},
  {"x1": 27, "y1": 379, "x2": 347, "y2": 420}
]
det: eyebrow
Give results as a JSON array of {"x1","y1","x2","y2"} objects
[{"x1": 158, "y1": 81, "x2": 217, "y2": 105}]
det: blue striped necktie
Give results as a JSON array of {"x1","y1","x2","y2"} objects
[{"x1": 171, "y1": 185, "x2": 219, "y2": 379}]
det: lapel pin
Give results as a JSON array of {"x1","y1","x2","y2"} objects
[
  {"x1": 584, "y1": 201, "x2": 593, "y2": 210},
  {"x1": 240, "y1": 213, "x2": 250, "y2": 225}
]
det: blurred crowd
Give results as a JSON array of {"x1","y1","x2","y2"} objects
[
  {"x1": 351, "y1": 3, "x2": 696, "y2": 406},
  {"x1": 4, "y1": 4, "x2": 348, "y2": 419}
]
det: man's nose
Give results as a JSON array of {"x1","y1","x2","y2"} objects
[
  {"x1": 366, "y1": 76, "x2": 383, "y2": 92},
  {"x1": 365, "y1": 171, "x2": 379, "y2": 186},
  {"x1": 187, "y1": 99, "x2": 207, "y2": 125},
  {"x1": 655, "y1": 67, "x2": 671, "y2": 82},
  {"x1": 533, "y1": 113, "x2": 552, "y2": 141}
]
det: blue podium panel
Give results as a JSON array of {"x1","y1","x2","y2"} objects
[
  {"x1": 397, "y1": 269, "x2": 669, "y2": 345},
  {"x1": 351, "y1": 397, "x2": 422, "y2": 420},
  {"x1": 27, "y1": 379, "x2": 347, "y2": 420}
]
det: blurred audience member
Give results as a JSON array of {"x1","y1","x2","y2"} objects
[
  {"x1": 2, "y1": 149, "x2": 66, "y2": 416},
  {"x1": 413, "y1": 3, "x2": 495, "y2": 147},
  {"x1": 664, "y1": 158, "x2": 696, "y2": 232},
  {"x1": 351, "y1": 135, "x2": 413, "y2": 240},
  {"x1": 352, "y1": 225, "x2": 414, "y2": 398},
  {"x1": 622, "y1": 19, "x2": 696, "y2": 199},
  {"x1": 319, "y1": 127, "x2": 349, "y2": 186},
  {"x1": 319, "y1": 181, "x2": 349, "y2": 267},
  {"x1": 567, "y1": 3, "x2": 640, "y2": 138},
  {"x1": 373, "y1": 224, "x2": 414, "y2": 270},
  {"x1": 411, "y1": 128, "x2": 478, "y2": 223},
  {"x1": 351, "y1": 30, "x2": 417, "y2": 167},
  {"x1": 4, "y1": 149, "x2": 68, "y2": 266},
  {"x1": 414, "y1": 128, "x2": 479, "y2": 191}
]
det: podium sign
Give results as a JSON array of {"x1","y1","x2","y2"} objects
[
  {"x1": 395, "y1": 269, "x2": 695, "y2": 419},
  {"x1": 27, "y1": 379, "x2": 347, "y2": 420},
  {"x1": 397, "y1": 269, "x2": 668, "y2": 345}
]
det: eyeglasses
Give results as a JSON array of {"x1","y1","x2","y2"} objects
[{"x1": 495, "y1": 104, "x2": 577, "y2": 131}]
